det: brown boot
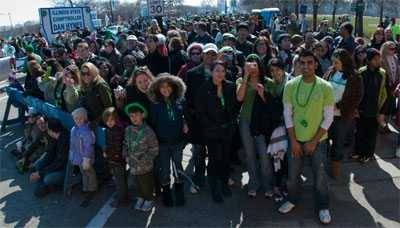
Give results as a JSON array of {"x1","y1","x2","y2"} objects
[{"x1": 331, "y1": 161, "x2": 341, "y2": 179}]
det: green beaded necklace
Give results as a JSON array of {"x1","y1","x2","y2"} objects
[
  {"x1": 295, "y1": 77, "x2": 317, "y2": 128},
  {"x1": 295, "y1": 77, "x2": 317, "y2": 108}
]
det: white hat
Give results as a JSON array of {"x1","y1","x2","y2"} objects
[
  {"x1": 203, "y1": 43, "x2": 218, "y2": 53},
  {"x1": 127, "y1": 35, "x2": 138, "y2": 41}
]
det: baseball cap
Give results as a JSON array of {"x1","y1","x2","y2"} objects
[
  {"x1": 222, "y1": 33, "x2": 236, "y2": 41},
  {"x1": 219, "y1": 46, "x2": 234, "y2": 53},
  {"x1": 127, "y1": 35, "x2": 138, "y2": 41},
  {"x1": 203, "y1": 43, "x2": 218, "y2": 54}
]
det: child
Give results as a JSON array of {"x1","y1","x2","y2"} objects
[
  {"x1": 69, "y1": 107, "x2": 97, "y2": 207},
  {"x1": 123, "y1": 103, "x2": 159, "y2": 212},
  {"x1": 102, "y1": 107, "x2": 129, "y2": 207},
  {"x1": 16, "y1": 114, "x2": 48, "y2": 173},
  {"x1": 147, "y1": 74, "x2": 187, "y2": 207}
]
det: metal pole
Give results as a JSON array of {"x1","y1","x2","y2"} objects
[
  {"x1": 8, "y1": 13, "x2": 13, "y2": 28},
  {"x1": 109, "y1": 0, "x2": 114, "y2": 24}
]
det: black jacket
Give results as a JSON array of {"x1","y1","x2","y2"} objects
[
  {"x1": 36, "y1": 130, "x2": 69, "y2": 177},
  {"x1": 184, "y1": 64, "x2": 211, "y2": 144},
  {"x1": 144, "y1": 51, "x2": 169, "y2": 76},
  {"x1": 169, "y1": 50, "x2": 188, "y2": 76},
  {"x1": 100, "y1": 49, "x2": 123, "y2": 75},
  {"x1": 195, "y1": 79, "x2": 239, "y2": 140},
  {"x1": 250, "y1": 90, "x2": 284, "y2": 147}
]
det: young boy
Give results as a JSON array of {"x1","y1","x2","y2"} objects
[
  {"x1": 147, "y1": 74, "x2": 187, "y2": 207},
  {"x1": 123, "y1": 103, "x2": 159, "y2": 212},
  {"x1": 102, "y1": 107, "x2": 129, "y2": 207},
  {"x1": 69, "y1": 107, "x2": 97, "y2": 207}
]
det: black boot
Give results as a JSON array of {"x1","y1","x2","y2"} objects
[
  {"x1": 174, "y1": 183, "x2": 185, "y2": 206},
  {"x1": 161, "y1": 185, "x2": 174, "y2": 207},
  {"x1": 209, "y1": 177, "x2": 223, "y2": 203}
]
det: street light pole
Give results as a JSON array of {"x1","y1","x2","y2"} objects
[{"x1": 0, "y1": 12, "x2": 13, "y2": 28}]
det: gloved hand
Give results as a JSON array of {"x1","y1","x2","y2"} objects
[{"x1": 82, "y1": 158, "x2": 91, "y2": 171}]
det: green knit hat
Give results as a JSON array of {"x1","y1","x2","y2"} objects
[
  {"x1": 246, "y1": 54, "x2": 260, "y2": 62},
  {"x1": 124, "y1": 102, "x2": 148, "y2": 118},
  {"x1": 25, "y1": 45, "x2": 34, "y2": 53}
]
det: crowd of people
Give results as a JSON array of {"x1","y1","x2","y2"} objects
[{"x1": 3, "y1": 12, "x2": 400, "y2": 225}]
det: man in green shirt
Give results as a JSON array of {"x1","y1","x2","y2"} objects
[{"x1": 278, "y1": 49, "x2": 334, "y2": 225}]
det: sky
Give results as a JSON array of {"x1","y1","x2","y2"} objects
[{"x1": 0, "y1": 0, "x2": 205, "y2": 26}]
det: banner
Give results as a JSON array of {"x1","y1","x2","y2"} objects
[{"x1": 39, "y1": 7, "x2": 94, "y2": 43}]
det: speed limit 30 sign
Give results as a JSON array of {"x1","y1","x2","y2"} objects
[{"x1": 147, "y1": 0, "x2": 164, "y2": 16}]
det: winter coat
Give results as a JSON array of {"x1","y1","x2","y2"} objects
[
  {"x1": 104, "y1": 121, "x2": 126, "y2": 165},
  {"x1": 250, "y1": 78, "x2": 285, "y2": 146},
  {"x1": 168, "y1": 50, "x2": 188, "y2": 76},
  {"x1": 358, "y1": 66, "x2": 388, "y2": 117},
  {"x1": 100, "y1": 49, "x2": 123, "y2": 75},
  {"x1": 184, "y1": 64, "x2": 211, "y2": 144},
  {"x1": 324, "y1": 68, "x2": 363, "y2": 120},
  {"x1": 81, "y1": 77, "x2": 113, "y2": 124},
  {"x1": 123, "y1": 123, "x2": 159, "y2": 175},
  {"x1": 195, "y1": 79, "x2": 239, "y2": 140},
  {"x1": 35, "y1": 130, "x2": 70, "y2": 177},
  {"x1": 147, "y1": 75, "x2": 187, "y2": 144},
  {"x1": 38, "y1": 77, "x2": 80, "y2": 112},
  {"x1": 144, "y1": 50, "x2": 169, "y2": 76},
  {"x1": 69, "y1": 123, "x2": 96, "y2": 166}
]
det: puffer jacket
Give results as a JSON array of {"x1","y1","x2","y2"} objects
[{"x1": 147, "y1": 75, "x2": 187, "y2": 144}]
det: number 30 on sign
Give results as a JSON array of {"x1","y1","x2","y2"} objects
[{"x1": 148, "y1": 0, "x2": 164, "y2": 16}]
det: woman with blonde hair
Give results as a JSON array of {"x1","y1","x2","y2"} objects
[
  {"x1": 38, "y1": 64, "x2": 81, "y2": 112},
  {"x1": 381, "y1": 41, "x2": 400, "y2": 119},
  {"x1": 115, "y1": 66, "x2": 155, "y2": 117},
  {"x1": 80, "y1": 62, "x2": 113, "y2": 127}
]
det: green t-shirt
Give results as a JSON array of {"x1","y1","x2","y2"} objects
[
  {"x1": 282, "y1": 76, "x2": 334, "y2": 142},
  {"x1": 391, "y1": 24, "x2": 400, "y2": 40},
  {"x1": 236, "y1": 77, "x2": 256, "y2": 120}
]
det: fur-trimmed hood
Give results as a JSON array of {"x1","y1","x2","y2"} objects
[{"x1": 147, "y1": 74, "x2": 187, "y2": 103}]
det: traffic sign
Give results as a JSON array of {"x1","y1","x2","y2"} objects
[{"x1": 147, "y1": 0, "x2": 164, "y2": 16}]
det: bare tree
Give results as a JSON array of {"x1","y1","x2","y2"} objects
[
  {"x1": 332, "y1": 0, "x2": 338, "y2": 27},
  {"x1": 379, "y1": 0, "x2": 384, "y2": 24},
  {"x1": 312, "y1": 0, "x2": 323, "y2": 31}
]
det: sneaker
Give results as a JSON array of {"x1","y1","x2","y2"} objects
[
  {"x1": 248, "y1": 190, "x2": 257, "y2": 198},
  {"x1": 190, "y1": 185, "x2": 199, "y2": 194},
  {"x1": 140, "y1": 200, "x2": 154, "y2": 212},
  {"x1": 359, "y1": 156, "x2": 371, "y2": 164},
  {"x1": 319, "y1": 209, "x2": 332, "y2": 224},
  {"x1": 278, "y1": 201, "x2": 295, "y2": 214},
  {"x1": 351, "y1": 154, "x2": 360, "y2": 159},
  {"x1": 134, "y1": 197, "x2": 144, "y2": 210},
  {"x1": 274, "y1": 192, "x2": 284, "y2": 202},
  {"x1": 264, "y1": 191, "x2": 274, "y2": 198},
  {"x1": 228, "y1": 178, "x2": 235, "y2": 186}
]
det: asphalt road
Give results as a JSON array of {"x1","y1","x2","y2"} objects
[{"x1": 0, "y1": 94, "x2": 399, "y2": 227}]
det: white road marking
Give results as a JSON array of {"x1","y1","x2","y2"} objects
[
  {"x1": 349, "y1": 173, "x2": 400, "y2": 227},
  {"x1": 85, "y1": 194, "x2": 116, "y2": 228},
  {"x1": 374, "y1": 154, "x2": 400, "y2": 189}
]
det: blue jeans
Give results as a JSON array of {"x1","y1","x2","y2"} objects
[
  {"x1": 159, "y1": 143, "x2": 184, "y2": 185},
  {"x1": 287, "y1": 140, "x2": 329, "y2": 210},
  {"x1": 33, "y1": 157, "x2": 65, "y2": 192},
  {"x1": 328, "y1": 117, "x2": 355, "y2": 161},
  {"x1": 239, "y1": 119, "x2": 273, "y2": 192}
]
